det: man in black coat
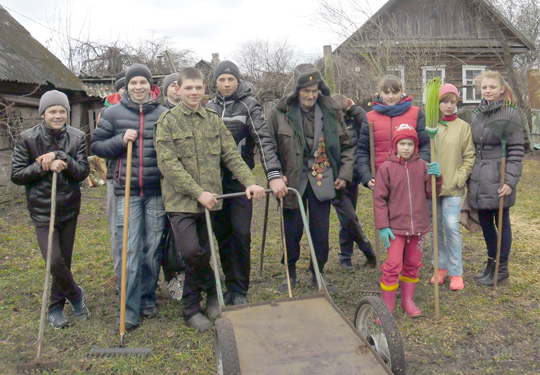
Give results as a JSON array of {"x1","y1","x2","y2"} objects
[{"x1": 11, "y1": 90, "x2": 90, "y2": 329}]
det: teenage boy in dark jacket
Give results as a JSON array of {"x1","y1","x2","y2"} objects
[
  {"x1": 11, "y1": 90, "x2": 90, "y2": 329},
  {"x1": 206, "y1": 61, "x2": 287, "y2": 305},
  {"x1": 162, "y1": 73, "x2": 182, "y2": 109},
  {"x1": 331, "y1": 94, "x2": 375, "y2": 271},
  {"x1": 92, "y1": 64, "x2": 167, "y2": 332}
]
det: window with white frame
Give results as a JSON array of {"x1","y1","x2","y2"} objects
[
  {"x1": 387, "y1": 66, "x2": 405, "y2": 86},
  {"x1": 462, "y1": 65, "x2": 485, "y2": 103},
  {"x1": 422, "y1": 66, "x2": 446, "y2": 103}
]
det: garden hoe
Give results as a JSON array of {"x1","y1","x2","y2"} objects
[
  {"x1": 90, "y1": 141, "x2": 152, "y2": 356},
  {"x1": 425, "y1": 77, "x2": 442, "y2": 320},
  {"x1": 17, "y1": 173, "x2": 60, "y2": 373}
]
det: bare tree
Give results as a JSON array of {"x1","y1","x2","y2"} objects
[{"x1": 233, "y1": 38, "x2": 301, "y2": 105}]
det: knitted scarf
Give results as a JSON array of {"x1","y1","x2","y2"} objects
[{"x1": 373, "y1": 96, "x2": 412, "y2": 117}]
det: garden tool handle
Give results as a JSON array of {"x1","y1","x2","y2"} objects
[
  {"x1": 431, "y1": 140, "x2": 440, "y2": 320},
  {"x1": 36, "y1": 172, "x2": 58, "y2": 362},
  {"x1": 119, "y1": 141, "x2": 133, "y2": 344},
  {"x1": 368, "y1": 122, "x2": 382, "y2": 278},
  {"x1": 493, "y1": 157, "x2": 506, "y2": 291}
]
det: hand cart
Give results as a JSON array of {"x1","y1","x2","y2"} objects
[{"x1": 205, "y1": 188, "x2": 406, "y2": 375}]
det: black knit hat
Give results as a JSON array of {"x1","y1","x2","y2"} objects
[
  {"x1": 125, "y1": 64, "x2": 153, "y2": 86},
  {"x1": 39, "y1": 90, "x2": 70, "y2": 116},
  {"x1": 162, "y1": 73, "x2": 178, "y2": 95},
  {"x1": 214, "y1": 60, "x2": 241, "y2": 82},
  {"x1": 114, "y1": 71, "x2": 126, "y2": 92},
  {"x1": 286, "y1": 63, "x2": 331, "y2": 104}
]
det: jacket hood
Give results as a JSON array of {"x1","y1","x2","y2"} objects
[
  {"x1": 215, "y1": 80, "x2": 253, "y2": 102},
  {"x1": 121, "y1": 84, "x2": 162, "y2": 113},
  {"x1": 105, "y1": 93, "x2": 122, "y2": 107}
]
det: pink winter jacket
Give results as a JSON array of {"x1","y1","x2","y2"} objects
[{"x1": 374, "y1": 152, "x2": 443, "y2": 236}]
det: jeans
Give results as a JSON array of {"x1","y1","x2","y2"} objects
[
  {"x1": 332, "y1": 184, "x2": 373, "y2": 261},
  {"x1": 35, "y1": 217, "x2": 81, "y2": 312},
  {"x1": 478, "y1": 208, "x2": 512, "y2": 264},
  {"x1": 116, "y1": 195, "x2": 165, "y2": 325},
  {"x1": 214, "y1": 178, "x2": 252, "y2": 295},
  {"x1": 283, "y1": 183, "x2": 331, "y2": 275},
  {"x1": 107, "y1": 179, "x2": 120, "y2": 275},
  {"x1": 169, "y1": 212, "x2": 216, "y2": 320},
  {"x1": 430, "y1": 196, "x2": 463, "y2": 276}
]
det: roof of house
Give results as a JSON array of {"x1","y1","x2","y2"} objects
[
  {"x1": 336, "y1": 0, "x2": 535, "y2": 54},
  {"x1": 0, "y1": 5, "x2": 86, "y2": 91}
]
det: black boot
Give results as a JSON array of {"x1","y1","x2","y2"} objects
[
  {"x1": 363, "y1": 251, "x2": 377, "y2": 268},
  {"x1": 474, "y1": 258, "x2": 495, "y2": 280},
  {"x1": 476, "y1": 262, "x2": 509, "y2": 286}
]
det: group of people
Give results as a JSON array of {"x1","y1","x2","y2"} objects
[{"x1": 11, "y1": 58, "x2": 524, "y2": 332}]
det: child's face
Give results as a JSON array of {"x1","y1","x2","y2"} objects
[
  {"x1": 440, "y1": 95, "x2": 458, "y2": 117},
  {"x1": 381, "y1": 89, "x2": 403, "y2": 106},
  {"x1": 127, "y1": 76, "x2": 151, "y2": 104},
  {"x1": 397, "y1": 139, "x2": 415, "y2": 160},
  {"x1": 177, "y1": 79, "x2": 206, "y2": 111},
  {"x1": 41, "y1": 105, "x2": 67, "y2": 130},
  {"x1": 166, "y1": 80, "x2": 181, "y2": 105},
  {"x1": 216, "y1": 74, "x2": 239, "y2": 98},
  {"x1": 481, "y1": 77, "x2": 506, "y2": 102}
]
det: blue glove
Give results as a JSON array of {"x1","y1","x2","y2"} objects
[
  {"x1": 379, "y1": 228, "x2": 395, "y2": 249},
  {"x1": 427, "y1": 162, "x2": 441, "y2": 177}
]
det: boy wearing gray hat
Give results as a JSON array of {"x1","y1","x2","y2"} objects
[
  {"x1": 11, "y1": 90, "x2": 90, "y2": 328},
  {"x1": 162, "y1": 73, "x2": 182, "y2": 109}
]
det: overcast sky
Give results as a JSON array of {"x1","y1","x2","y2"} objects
[{"x1": 2, "y1": 0, "x2": 382, "y2": 66}]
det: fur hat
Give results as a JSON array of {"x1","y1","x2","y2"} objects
[
  {"x1": 39, "y1": 90, "x2": 70, "y2": 116},
  {"x1": 286, "y1": 64, "x2": 331, "y2": 104},
  {"x1": 392, "y1": 123, "x2": 419, "y2": 152},
  {"x1": 125, "y1": 64, "x2": 153, "y2": 87},
  {"x1": 214, "y1": 60, "x2": 241, "y2": 82},
  {"x1": 162, "y1": 73, "x2": 178, "y2": 96},
  {"x1": 114, "y1": 71, "x2": 126, "y2": 92},
  {"x1": 439, "y1": 83, "x2": 459, "y2": 100}
]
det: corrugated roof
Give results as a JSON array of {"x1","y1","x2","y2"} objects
[{"x1": 0, "y1": 6, "x2": 86, "y2": 91}]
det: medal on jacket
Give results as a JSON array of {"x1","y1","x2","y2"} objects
[{"x1": 312, "y1": 135, "x2": 329, "y2": 186}]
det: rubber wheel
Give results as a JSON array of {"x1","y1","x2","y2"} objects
[
  {"x1": 353, "y1": 296, "x2": 406, "y2": 375},
  {"x1": 214, "y1": 318, "x2": 241, "y2": 375}
]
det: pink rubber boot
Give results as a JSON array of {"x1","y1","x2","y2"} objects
[
  {"x1": 400, "y1": 281, "x2": 422, "y2": 317},
  {"x1": 382, "y1": 290, "x2": 397, "y2": 313}
]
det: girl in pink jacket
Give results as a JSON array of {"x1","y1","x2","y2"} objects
[{"x1": 374, "y1": 125, "x2": 442, "y2": 317}]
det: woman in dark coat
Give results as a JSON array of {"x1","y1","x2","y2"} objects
[{"x1": 468, "y1": 70, "x2": 525, "y2": 286}]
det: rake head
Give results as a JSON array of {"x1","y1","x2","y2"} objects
[
  {"x1": 16, "y1": 361, "x2": 59, "y2": 373},
  {"x1": 101, "y1": 274, "x2": 118, "y2": 293},
  {"x1": 89, "y1": 347, "x2": 152, "y2": 356},
  {"x1": 474, "y1": 101, "x2": 526, "y2": 142},
  {"x1": 357, "y1": 286, "x2": 382, "y2": 297}
]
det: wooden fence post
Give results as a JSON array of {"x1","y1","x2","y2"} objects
[{"x1": 323, "y1": 45, "x2": 336, "y2": 95}]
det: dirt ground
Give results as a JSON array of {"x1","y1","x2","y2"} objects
[{"x1": 0, "y1": 152, "x2": 539, "y2": 374}]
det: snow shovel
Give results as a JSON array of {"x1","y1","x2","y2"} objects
[
  {"x1": 90, "y1": 140, "x2": 152, "y2": 356},
  {"x1": 425, "y1": 77, "x2": 441, "y2": 319},
  {"x1": 17, "y1": 173, "x2": 60, "y2": 373}
]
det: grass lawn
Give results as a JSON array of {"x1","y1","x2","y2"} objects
[{"x1": 0, "y1": 152, "x2": 538, "y2": 374}]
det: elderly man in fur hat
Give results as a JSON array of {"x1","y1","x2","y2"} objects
[{"x1": 267, "y1": 64, "x2": 354, "y2": 293}]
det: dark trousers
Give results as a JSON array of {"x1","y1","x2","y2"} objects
[
  {"x1": 478, "y1": 208, "x2": 512, "y2": 263},
  {"x1": 214, "y1": 178, "x2": 252, "y2": 296},
  {"x1": 34, "y1": 217, "x2": 81, "y2": 312},
  {"x1": 169, "y1": 212, "x2": 216, "y2": 320},
  {"x1": 283, "y1": 183, "x2": 331, "y2": 275},
  {"x1": 332, "y1": 184, "x2": 373, "y2": 260}
]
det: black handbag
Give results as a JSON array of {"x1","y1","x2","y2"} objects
[{"x1": 162, "y1": 217, "x2": 185, "y2": 272}]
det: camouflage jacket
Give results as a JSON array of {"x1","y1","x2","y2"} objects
[{"x1": 154, "y1": 102, "x2": 257, "y2": 213}]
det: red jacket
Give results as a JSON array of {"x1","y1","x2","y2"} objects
[{"x1": 374, "y1": 152, "x2": 442, "y2": 236}]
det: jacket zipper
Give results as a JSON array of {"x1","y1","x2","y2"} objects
[
  {"x1": 139, "y1": 105, "x2": 144, "y2": 197},
  {"x1": 404, "y1": 161, "x2": 414, "y2": 234}
]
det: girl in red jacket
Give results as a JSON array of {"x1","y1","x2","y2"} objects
[
  {"x1": 356, "y1": 75, "x2": 431, "y2": 191},
  {"x1": 374, "y1": 125, "x2": 442, "y2": 317}
]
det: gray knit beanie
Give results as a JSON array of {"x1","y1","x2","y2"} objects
[
  {"x1": 114, "y1": 71, "x2": 126, "y2": 92},
  {"x1": 214, "y1": 60, "x2": 241, "y2": 82},
  {"x1": 39, "y1": 90, "x2": 70, "y2": 115},
  {"x1": 162, "y1": 73, "x2": 178, "y2": 95},
  {"x1": 125, "y1": 64, "x2": 153, "y2": 87}
]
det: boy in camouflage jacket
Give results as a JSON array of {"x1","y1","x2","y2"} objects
[{"x1": 154, "y1": 68, "x2": 265, "y2": 331}]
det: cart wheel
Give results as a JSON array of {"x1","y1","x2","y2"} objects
[
  {"x1": 214, "y1": 318, "x2": 241, "y2": 375},
  {"x1": 354, "y1": 296, "x2": 406, "y2": 375}
]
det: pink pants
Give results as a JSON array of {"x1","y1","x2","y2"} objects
[{"x1": 380, "y1": 235, "x2": 424, "y2": 291}]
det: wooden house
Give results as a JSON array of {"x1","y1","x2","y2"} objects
[{"x1": 334, "y1": 0, "x2": 535, "y2": 107}]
